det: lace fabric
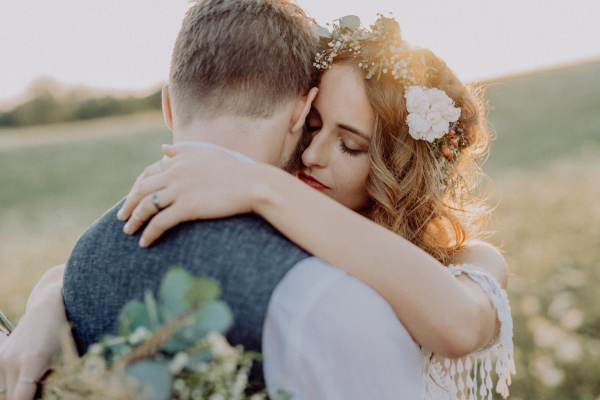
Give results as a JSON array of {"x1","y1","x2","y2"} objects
[{"x1": 421, "y1": 264, "x2": 515, "y2": 400}]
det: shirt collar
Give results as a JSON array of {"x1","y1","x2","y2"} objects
[{"x1": 169, "y1": 141, "x2": 256, "y2": 164}]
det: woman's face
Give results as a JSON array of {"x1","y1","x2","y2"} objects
[{"x1": 299, "y1": 64, "x2": 375, "y2": 211}]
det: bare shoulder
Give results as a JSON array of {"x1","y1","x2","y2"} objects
[{"x1": 450, "y1": 242, "x2": 508, "y2": 289}]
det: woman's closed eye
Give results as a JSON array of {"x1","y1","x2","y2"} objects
[{"x1": 339, "y1": 139, "x2": 364, "y2": 157}]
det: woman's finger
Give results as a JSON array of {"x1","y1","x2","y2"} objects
[
  {"x1": 13, "y1": 373, "x2": 42, "y2": 400},
  {"x1": 0, "y1": 366, "x2": 6, "y2": 399},
  {"x1": 118, "y1": 173, "x2": 169, "y2": 222},
  {"x1": 123, "y1": 190, "x2": 175, "y2": 236},
  {"x1": 139, "y1": 205, "x2": 183, "y2": 248},
  {"x1": 140, "y1": 154, "x2": 176, "y2": 180},
  {"x1": 162, "y1": 144, "x2": 199, "y2": 158},
  {"x1": 5, "y1": 367, "x2": 17, "y2": 400}
]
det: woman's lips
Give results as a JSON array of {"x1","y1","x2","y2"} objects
[{"x1": 298, "y1": 172, "x2": 329, "y2": 190}]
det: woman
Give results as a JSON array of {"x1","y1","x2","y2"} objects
[
  {"x1": 0, "y1": 16, "x2": 513, "y2": 400},
  {"x1": 117, "y1": 16, "x2": 514, "y2": 399}
]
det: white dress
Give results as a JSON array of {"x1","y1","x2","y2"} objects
[{"x1": 421, "y1": 265, "x2": 516, "y2": 400}]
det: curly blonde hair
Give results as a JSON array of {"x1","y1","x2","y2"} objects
[{"x1": 330, "y1": 48, "x2": 493, "y2": 264}]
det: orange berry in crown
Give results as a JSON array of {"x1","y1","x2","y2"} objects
[
  {"x1": 441, "y1": 147, "x2": 454, "y2": 159},
  {"x1": 450, "y1": 139, "x2": 457, "y2": 146},
  {"x1": 447, "y1": 129, "x2": 455, "y2": 136}
]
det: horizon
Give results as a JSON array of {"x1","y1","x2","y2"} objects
[{"x1": 1, "y1": 0, "x2": 599, "y2": 108}]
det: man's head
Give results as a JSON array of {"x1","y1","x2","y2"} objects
[{"x1": 169, "y1": 0, "x2": 320, "y2": 125}]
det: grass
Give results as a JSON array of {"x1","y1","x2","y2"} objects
[
  {"x1": 0, "y1": 113, "x2": 169, "y2": 320},
  {"x1": 483, "y1": 59, "x2": 600, "y2": 174},
  {"x1": 1, "y1": 60, "x2": 600, "y2": 399}
]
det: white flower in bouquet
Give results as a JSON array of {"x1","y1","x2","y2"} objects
[{"x1": 405, "y1": 86, "x2": 461, "y2": 142}]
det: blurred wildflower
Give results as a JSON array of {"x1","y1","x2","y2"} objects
[
  {"x1": 554, "y1": 337, "x2": 582, "y2": 363},
  {"x1": 559, "y1": 308, "x2": 584, "y2": 330},
  {"x1": 520, "y1": 295, "x2": 541, "y2": 316},
  {"x1": 547, "y1": 291, "x2": 575, "y2": 320},
  {"x1": 531, "y1": 356, "x2": 564, "y2": 388}
]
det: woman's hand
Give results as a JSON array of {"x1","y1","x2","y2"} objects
[
  {"x1": 118, "y1": 145, "x2": 272, "y2": 248},
  {"x1": 0, "y1": 265, "x2": 68, "y2": 400}
]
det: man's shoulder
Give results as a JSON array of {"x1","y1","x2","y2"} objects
[
  {"x1": 264, "y1": 257, "x2": 423, "y2": 400},
  {"x1": 76, "y1": 199, "x2": 305, "y2": 252},
  {"x1": 272, "y1": 257, "x2": 399, "y2": 323}
]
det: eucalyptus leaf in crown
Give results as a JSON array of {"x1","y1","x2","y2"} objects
[{"x1": 314, "y1": 14, "x2": 430, "y2": 86}]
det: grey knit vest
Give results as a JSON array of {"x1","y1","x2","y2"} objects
[{"x1": 63, "y1": 200, "x2": 310, "y2": 384}]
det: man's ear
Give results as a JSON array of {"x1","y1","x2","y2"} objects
[
  {"x1": 290, "y1": 87, "x2": 319, "y2": 133},
  {"x1": 162, "y1": 84, "x2": 174, "y2": 131}
]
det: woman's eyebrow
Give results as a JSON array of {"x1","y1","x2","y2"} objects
[
  {"x1": 311, "y1": 106, "x2": 369, "y2": 141},
  {"x1": 337, "y1": 123, "x2": 370, "y2": 141}
]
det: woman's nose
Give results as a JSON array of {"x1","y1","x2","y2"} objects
[{"x1": 301, "y1": 130, "x2": 328, "y2": 168}]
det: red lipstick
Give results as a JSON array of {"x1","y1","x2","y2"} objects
[{"x1": 298, "y1": 172, "x2": 329, "y2": 191}]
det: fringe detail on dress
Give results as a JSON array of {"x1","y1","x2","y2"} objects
[{"x1": 421, "y1": 264, "x2": 515, "y2": 400}]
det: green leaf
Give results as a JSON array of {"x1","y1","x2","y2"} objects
[
  {"x1": 159, "y1": 267, "x2": 194, "y2": 320},
  {"x1": 117, "y1": 300, "x2": 152, "y2": 336},
  {"x1": 192, "y1": 300, "x2": 233, "y2": 336},
  {"x1": 366, "y1": 65, "x2": 378, "y2": 80},
  {"x1": 183, "y1": 278, "x2": 221, "y2": 308},
  {"x1": 315, "y1": 25, "x2": 332, "y2": 39},
  {"x1": 272, "y1": 389, "x2": 293, "y2": 400},
  {"x1": 126, "y1": 360, "x2": 172, "y2": 400},
  {"x1": 163, "y1": 300, "x2": 233, "y2": 352},
  {"x1": 338, "y1": 15, "x2": 360, "y2": 30},
  {"x1": 144, "y1": 290, "x2": 162, "y2": 329}
]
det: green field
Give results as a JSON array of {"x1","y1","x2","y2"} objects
[{"x1": 1, "y1": 60, "x2": 600, "y2": 399}]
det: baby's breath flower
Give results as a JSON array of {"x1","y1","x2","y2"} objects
[
  {"x1": 169, "y1": 352, "x2": 190, "y2": 374},
  {"x1": 88, "y1": 343, "x2": 104, "y2": 356},
  {"x1": 128, "y1": 326, "x2": 150, "y2": 345}
]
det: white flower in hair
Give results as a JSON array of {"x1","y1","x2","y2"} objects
[{"x1": 405, "y1": 86, "x2": 461, "y2": 142}]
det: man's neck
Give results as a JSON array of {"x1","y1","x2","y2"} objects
[{"x1": 174, "y1": 113, "x2": 291, "y2": 166}]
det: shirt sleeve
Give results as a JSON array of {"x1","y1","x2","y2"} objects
[{"x1": 263, "y1": 257, "x2": 423, "y2": 400}]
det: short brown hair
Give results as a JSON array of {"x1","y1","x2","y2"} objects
[{"x1": 169, "y1": 0, "x2": 320, "y2": 125}]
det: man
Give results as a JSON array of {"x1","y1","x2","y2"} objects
[{"x1": 1, "y1": 1, "x2": 423, "y2": 399}]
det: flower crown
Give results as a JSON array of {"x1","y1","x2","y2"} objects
[{"x1": 315, "y1": 15, "x2": 465, "y2": 193}]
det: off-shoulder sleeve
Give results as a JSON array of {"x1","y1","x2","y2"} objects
[{"x1": 440, "y1": 264, "x2": 516, "y2": 400}]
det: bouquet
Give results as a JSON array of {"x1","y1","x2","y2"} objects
[{"x1": 40, "y1": 268, "x2": 289, "y2": 400}]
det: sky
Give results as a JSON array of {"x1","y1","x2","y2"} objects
[{"x1": 1, "y1": 0, "x2": 599, "y2": 107}]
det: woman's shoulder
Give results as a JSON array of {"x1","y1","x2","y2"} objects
[{"x1": 450, "y1": 241, "x2": 508, "y2": 289}]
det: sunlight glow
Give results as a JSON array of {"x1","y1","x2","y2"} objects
[{"x1": 1, "y1": 0, "x2": 598, "y2": 106}]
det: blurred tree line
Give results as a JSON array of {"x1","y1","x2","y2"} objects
[{"x1": 0, "y1": 80, "x2": 162, "y2": 128}]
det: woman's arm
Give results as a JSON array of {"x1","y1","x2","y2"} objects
[
  {"x1": 252, "y1": 165, "x2": 507, "y2": 358},
  {"x1": 119, "y1": 148, "x2": 507, "y2": 358},
  {"x1": 0, "y1": 264, "x2": 68, "y2": 400}
]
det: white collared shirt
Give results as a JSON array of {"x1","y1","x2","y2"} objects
[
  {"x1": 165, "y1": 142, "x2": 423, "y2": 399},
  {"x1": 170, "y1": 141, "x2": 256, "y2": 164}
]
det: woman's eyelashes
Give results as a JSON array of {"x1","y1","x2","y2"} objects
[{"x1": 338, "y1": 139, "x2": 364, "y2": 157}]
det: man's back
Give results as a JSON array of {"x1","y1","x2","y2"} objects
[
  {"x1": 63, "y1": 200, "x2": 310, "y2": 356},
  {"x1": 63, "y1": 200, "x2": 424, "y2": 399}
]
